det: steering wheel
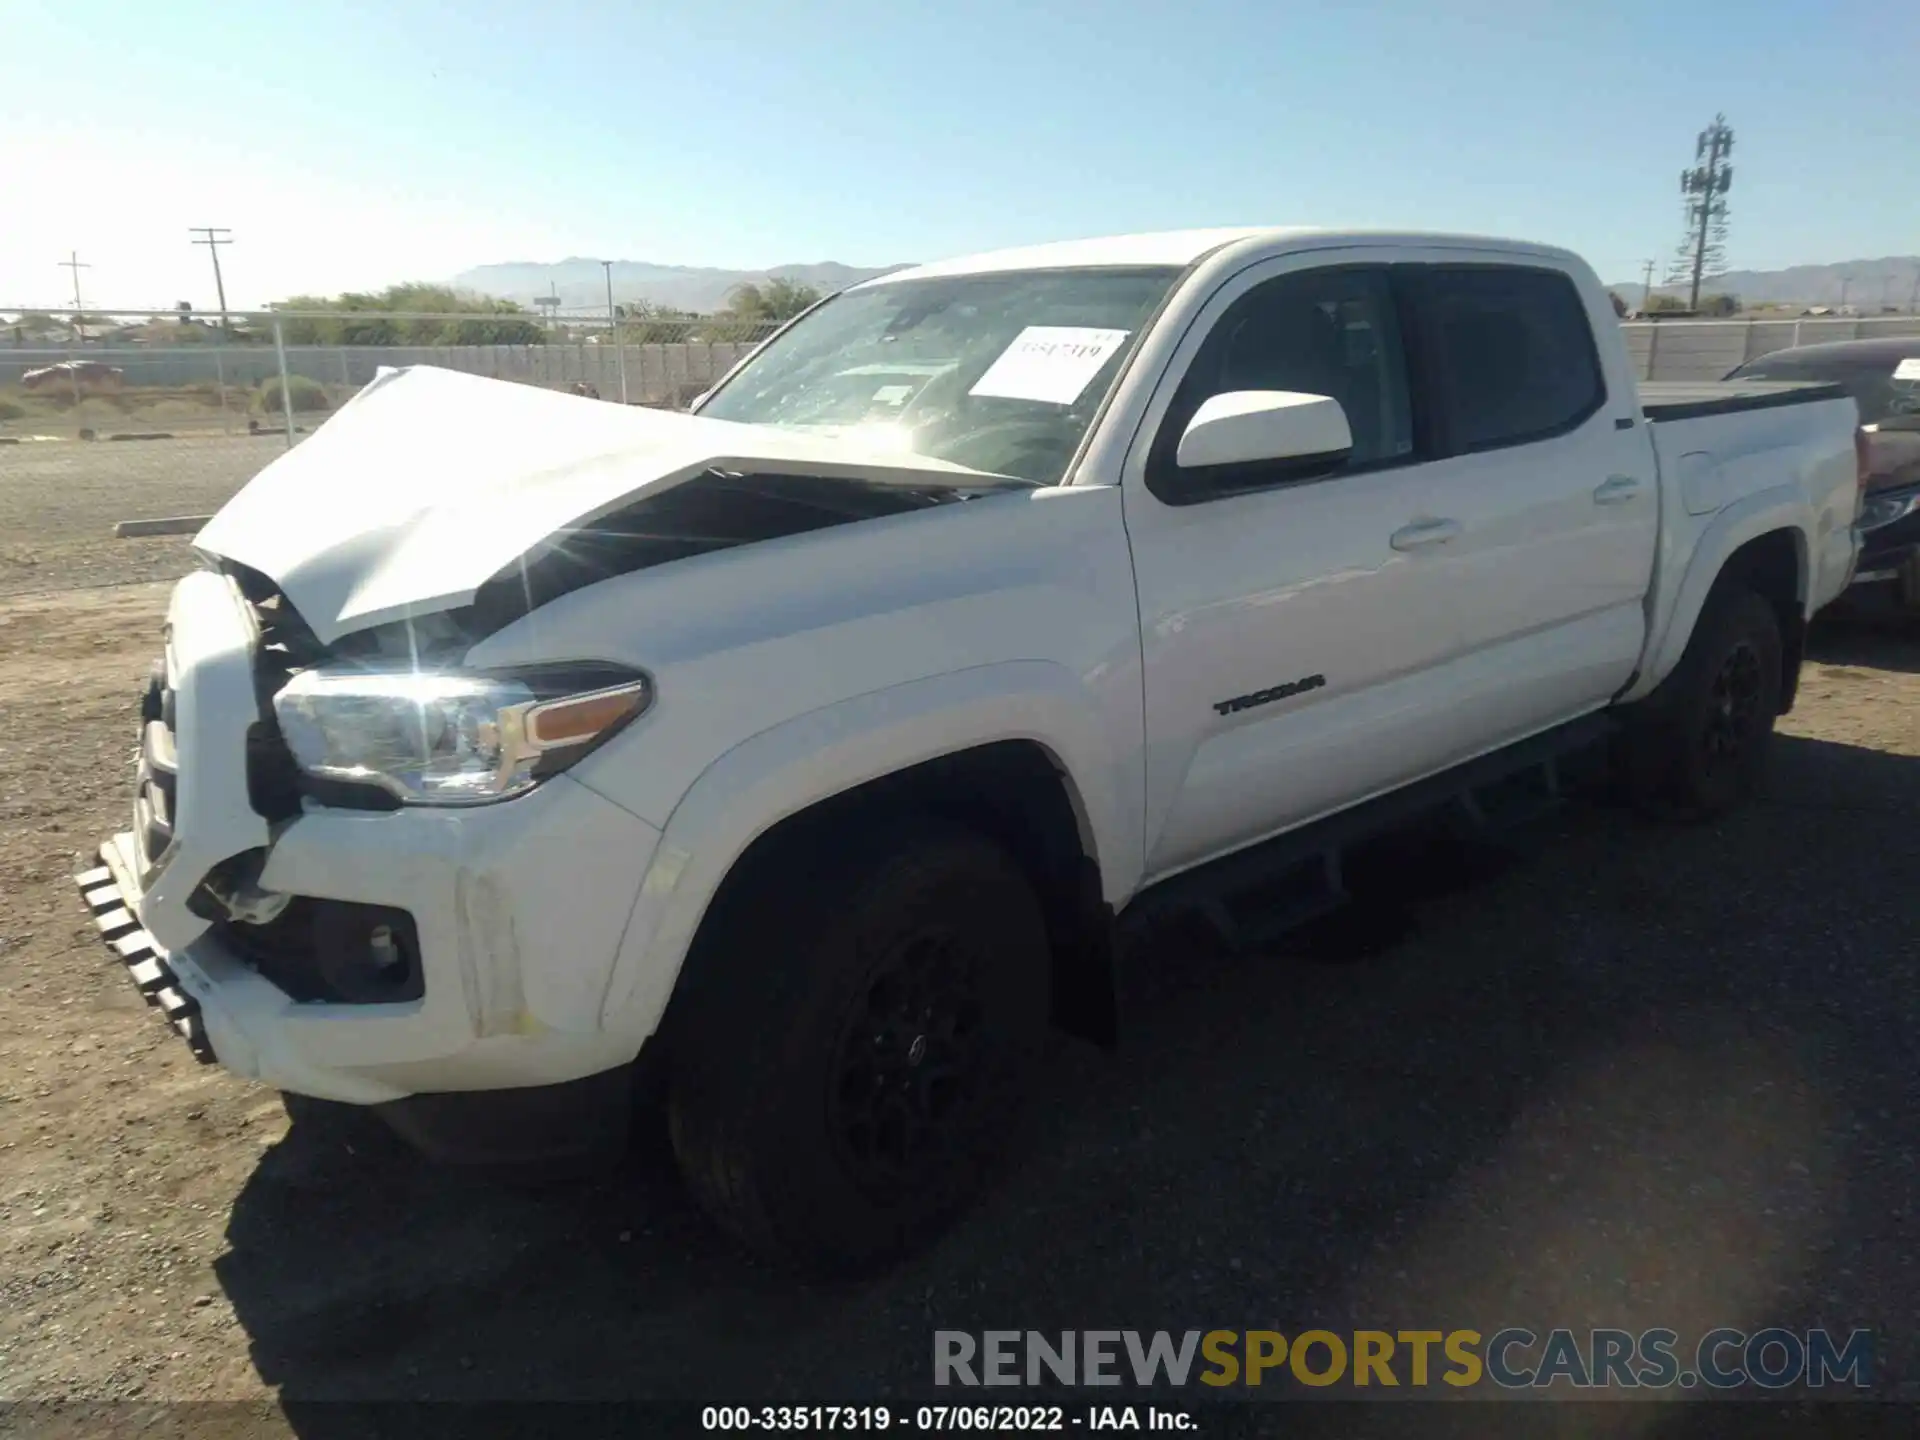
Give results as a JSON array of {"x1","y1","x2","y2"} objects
[{"x1": 932, "y1": 417, "x2": 1076, "y2": 481}]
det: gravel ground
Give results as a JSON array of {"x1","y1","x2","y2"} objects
[
  {"x1": 0, "y1": 569, "x2": 1916, "y2": 1427},
  {"x1": 0, "y1": 435, "x2": 288, "y2": 598}
]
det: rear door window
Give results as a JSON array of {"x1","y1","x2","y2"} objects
[{"x1": 1406, "y1": 266, "x2": 1607, "y2": 454}]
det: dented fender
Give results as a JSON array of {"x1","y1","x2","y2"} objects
[{"x1": 592, "y1": 660, "x2": 1141, "y2": 1040}]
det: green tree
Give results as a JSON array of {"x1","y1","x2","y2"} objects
[
  {"x1": 616, "y1": 299, "x2": 700, "y2": 344},
  {"x1": 9, "y1": 311, "x2": 64, "y2": 341},
  {"x1": 699, "y1": 278, "x2": 819, "y2": 342},
  {"x1": 738, "y1": 277, "x2": 821, "y2": 323},
  {"x1": 1697, "y1": 293, "x2": 1741, "y2": 318},
  {"x1": 1608, "y1": 291, "x2": 1629, "y2": 318},
  {"x1": 1646, "y1": 294, "x2": 1690, "y2": 314},
  {"x1": 271, "y1": 284, "x2": 545, "y2": 346}
]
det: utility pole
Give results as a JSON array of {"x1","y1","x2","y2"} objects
[
  {"x1": 601, "y1": 259, "x2": 628, "y2": 404},
  {"x1": 57, "y1": 250, "x2": 91, "y2": 407},
  {"x1": 188, "y1": 227, "x2": 233, "y2": 331},
  {"x1": 189, "y1": 227, "x2": 235, "y2": 429},
  {"x1": 59, "y1": 249, "x2": 90, "y2": 316},
  {"x1": 1640, "y1": 259, "x2": 1658, "y2": 313},
  {"x1": 1908, "y1": 270, "x2": 1920, "y2": 314},
  {"x1": 1838, "y1": 276, "x2": 1852, "y2": 312},
  {"x1": 1669, "y1": 114, "x2": 1735, "y2": 311}
]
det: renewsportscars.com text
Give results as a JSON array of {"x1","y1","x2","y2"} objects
[{"x1": 933, "y1": 1328, "x2": 1873, "y2": 1391}]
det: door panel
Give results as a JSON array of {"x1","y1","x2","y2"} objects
[
  {"x1": 1397, "y1": 260, "x2": 1657, "y2": 749},
  {"x1": 1125, "y1": 249, "x2": 1658, "y2": 885},
  {"x1": 1124, "y1": 255, "x2": 1467, "y2": 881}
]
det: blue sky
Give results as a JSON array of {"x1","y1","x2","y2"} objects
[{"x1": 3, "y1": 0, "x2": 1913, "y2": 309}]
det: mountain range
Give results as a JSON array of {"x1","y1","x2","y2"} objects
[
  {"x1": 450, "y1": 258, "x2": 909, "y2": 313},
  {"x1": 1606, "y1": 256, "x2": 1920, "y2": 310}
]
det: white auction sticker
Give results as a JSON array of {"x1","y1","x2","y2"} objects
[
  {"x1": 968, "y1": 326, "x2": 1131, "y2": 405},
  {"x1": 1894, "y1": 357, "x2": 1920, "y2": 382}
]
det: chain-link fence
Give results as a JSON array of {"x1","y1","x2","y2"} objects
[
  {"x1": 0, "y1": 307, "x2": 779, "y2": 441},
  {"x1": 0, "y1": 305, "x2": 780, "y2": 598},
  {"x1": 5, "y1": 303, "x2": 1920, "y2": 601}
]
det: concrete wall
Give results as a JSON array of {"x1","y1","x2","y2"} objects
[{"x1": 1619, "y1": 316, "x2": 1920, "y2": 380}]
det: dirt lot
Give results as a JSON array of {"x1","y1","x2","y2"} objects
[
  {"x1": 1, "y1": 550, "x2": 1917, "y2": 1424},
  {"x1": 0, "y1": 434, "x2": 290, "y2": 599}
]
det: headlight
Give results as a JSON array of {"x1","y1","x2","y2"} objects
[
  {"x1": 272, "y1": 663, "x2": 652, "y2": 806},
  {"x1": 1859, "y1": 489, "x2": 1920, "y2": 532}
]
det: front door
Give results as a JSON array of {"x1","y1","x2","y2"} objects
[{"x1": 1122, "y1": 254, "x2": 1474, "y2": 882}]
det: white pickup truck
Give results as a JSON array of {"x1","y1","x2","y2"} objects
[{"x1": 79, "y1": 227, "x2": 1864, "y2": 1273}]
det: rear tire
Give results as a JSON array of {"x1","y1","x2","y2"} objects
[
  {"x1": 1621, "y1": 583, "x2": 1783, "y2": 820},
  {"x1": 666, "y1": 813, "x2": 1050, "y2": 1275}
]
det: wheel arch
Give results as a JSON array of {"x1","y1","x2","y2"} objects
[
  {"x1": 1634, "y1": 493, "x2": 1812, "y2": 711},
  {"x1": 598, "y1": 662, "x2": 1135, "y2": 1054}
]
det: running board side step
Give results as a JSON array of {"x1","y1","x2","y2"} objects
[{"x1": 1121, "y1": 714, "x2": 1616, "y2": 956}]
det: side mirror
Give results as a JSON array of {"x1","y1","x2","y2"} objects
[{"x1": 1176, "y1": 390, "x2": 1353, "y2": 471}]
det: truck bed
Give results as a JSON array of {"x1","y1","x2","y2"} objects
[{"x1": 1639, "y1": 378, "x2": 1849, "y2": 423}]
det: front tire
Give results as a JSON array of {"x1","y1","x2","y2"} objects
[
  {"x1": 666, "y1": 814, "x2": 1050, "y2": 1275},
  {"x1": 1622, "y1": 584, "x2": 1783, "y2": 820}
]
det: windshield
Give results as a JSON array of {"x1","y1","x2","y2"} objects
[{"x1": 697, "y1": 267, "x2": 1182, "y2": 484}]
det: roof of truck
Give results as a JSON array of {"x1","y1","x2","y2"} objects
[{"x1": 858, "y1": 227, "x2": 1582, "y2": 285}]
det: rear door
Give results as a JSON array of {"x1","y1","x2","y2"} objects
[{"x1": 1393, "y1": 258, "x2": 1657, "y2": 747}]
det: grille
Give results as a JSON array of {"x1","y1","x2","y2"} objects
[
  {"x1": 233, "y1": 572, "x2": 322, "y2": 823},
  {"x1": 136, "y1": 658, "x2": 179, "y2": 868}
]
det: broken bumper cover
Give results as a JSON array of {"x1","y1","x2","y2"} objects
[
  {"x1": 74, "y1": 765, "x2": 666, "y2": 1115},
  {"x1": 77, "y1": 830, "x2": 644, "y2": 1164},
  {"x1": 78, "y1": 842, "x2": 216, "y2": 1064},
  {"x1": 76, "y1": 830, "x2": 413, "y2": 1101}
]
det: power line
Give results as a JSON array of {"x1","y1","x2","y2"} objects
[
  {"x1": 1668, "y1": 113, "x2": 1734, "y2": 311},
  {"x1": 188, "y1": 227, "x2": 233, "y2": 330}
]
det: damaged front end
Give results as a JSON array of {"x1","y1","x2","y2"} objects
[{"x1": 110, "y1": 367, "x2": 1029, "y2": 1034}]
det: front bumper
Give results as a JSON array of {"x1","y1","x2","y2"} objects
[
  {"x1": 78, "y1": 842, "x2": 215, "y2": 1063},
  {"x1": 79, "y1": 570, "x2": 669, "y2": 1114}
]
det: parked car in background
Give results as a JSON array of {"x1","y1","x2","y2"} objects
[
  {"x1": 20, "y1": 359, "x2": 125, "y2": 394},
  {"x1": 1728, "y1": 337, "x2": 1920, "y2": 611}
]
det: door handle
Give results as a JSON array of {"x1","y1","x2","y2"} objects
[
  {"x1": 1594, "y1": 474, "x2": 1643, "y2": 505},
  {"x1": 1389, "y1": 518, "x2": 1461, "y2": 551}
]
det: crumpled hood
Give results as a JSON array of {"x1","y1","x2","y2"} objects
[{"x1": 194, "y1": 365, "x2": 1000, "y2": 645}]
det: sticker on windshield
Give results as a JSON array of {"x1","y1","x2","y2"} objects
[
  {"x1": 872, "y1": 383, "x2": 914, "y2": 406},
  {"x1": 1894, "y1": 357, "x2": 1920, "y2": 382},
  {"x1": 968, "y1": 326, "x2": 1131, "y2": 406}
]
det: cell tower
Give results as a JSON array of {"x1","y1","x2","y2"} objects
[{"x1": 1668, "y1": 113, "x2": 1734, "y2": 311}]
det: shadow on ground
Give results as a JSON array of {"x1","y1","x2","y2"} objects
[
  {"x1": 1808, "y1": 605, "x2": 1920, "y2": 673},
  {"x1": 214, "y1": 683, "x2": 1920, "y2": 1427}
]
